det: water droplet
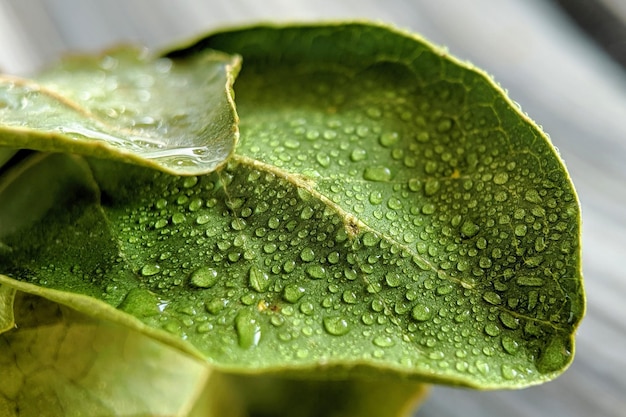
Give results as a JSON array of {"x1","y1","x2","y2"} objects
[
  {"x1": 484, "y1": 323, "x2": 501, "y2": 337},
  {"x1": 342, "y1": 290, "x2": 357, "y2": 304},
  {"x1": 499, "y1": 312, "x2": 519, "y2": 329},
  {"x1": 363, "y1": 166, "x2": 392, "y2": 182},
  {"x1": 190, "y1": 266, "x2": 218, "y2": 288},
  {"x1": 501, "y1": 336, "x2": 519, "y2": 354},
  {"x1": 525, "y1": 189, "x2": 542, "y2": 203},
  {"x1": 408, "y1": 178, "x2": 421, "y2": 192},
  {"x1": 514, "y1": 224, "x2": 527, "y2": 237},
  {"x1": 323, "y1": 316, "x2": 350, "y2": 336},
  {"x1": 235, "y1": 310, "x2": 261, "y2": 349},
  {"x1": 316, "y1": 152, "x2": 330, "y2": 167},
  {"x1": 411, "y1": 304, "x2": 432, "y2": 322},
  {"x1": 385, "y1": 272, "x2": 402, "y2": 288},
  {"x1": 188, "y1": 198, "x2": 203, "y2": 212},
  {"x1": 379, "y1": 132, "x2": 400, "y2": 147},
  {"x1": 483, "y1": 291, "x2": 502, "y2": 305},
  {"x1": 424, "y1": 179, "x2": 440, "y2": 196},
  {"x1": 461, "y1": 221, "x2": 480, "y2": 238},
  {"x1": 183, "y1": 176, "x2": 198, "y2": 188},
  {"x1": 283, "y1": 284, "x2": 306, "y2": 303},
  {"x1": 493, "y1": 172, "x2": 509, "y2": 185},
  {"x1": 437, "y1": 118, "x2": 453, "y2": 132},
  {"x1": 350, "y1": 148, "x2": 368, "y2": 162},
  {"x1": 205, "y1": 298, "x2": 226, "y2": 314},
  {"x1": 516, "y1": 276, "x2": 544, "y2": 287},
  {"x1": 140, "y1": 263, "x2": 161, "y2": 276},
  {"x1": 300, "y1": 206, "x2": 315, "y2": 220},
  {"x1": 373, "y1": 335, "x2": 395, "y2": 347},
  {"x1": 154, "y1": 218, "x2": 168, "y2": 229},
  {"x1": 172, "y1": 213, "x2": 186, "y2": 224},
  {"x1": 118, "y1": 288, "x2": 160, "y2": 317},
  {"x1": 369, "y1": 191, "x2": 383, "y2": 205},
  {"x1": 300, "y1": 247, "x2": 315, "y2": 262},
  {"x1": 497, "y1": 364, "x2": 518, "y2": 382},
  {"x1": 249, "y1": 265, "x2": 270, "y2": 293},
  {"x1": 416, "y1": 132, "x2": 430, "y2": 143},
  {"x1": 306, "y1": 264, "x2": 326, "y2": 279}
]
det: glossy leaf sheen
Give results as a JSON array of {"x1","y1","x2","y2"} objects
[
  {"x1": 0, "y1": 23, "x2": 583, "y2": 393},
  {"x1": 0, "y1": 47, "x2": 240, "y2": 175}
]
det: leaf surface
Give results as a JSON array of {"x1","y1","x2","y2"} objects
[
  {"x1": 0, "y1": 23, "x2": 584, "y2": 392},
  {"x1": 0, "y1": 47, "x2": 240, "y2": 175},
  {"x1": 0, "y1": 293, "x2": 210, "y2": 417}
]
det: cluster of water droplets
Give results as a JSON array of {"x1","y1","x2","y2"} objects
[{"x1": 0, "y1": 47, "x2": 236, "y2": 173}]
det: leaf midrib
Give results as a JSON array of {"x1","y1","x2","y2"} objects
[{"x1": 231, "y1": 153, "x2": 566, "y2": 332}]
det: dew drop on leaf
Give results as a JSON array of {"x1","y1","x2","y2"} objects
[
  {"x1": 323, "y1": 316, "x2": 350, "y2": 336},
  {"x1": 411, "y1": 304, "x2": 432, "y2": 322},
  {"x1": 283, "y1": 284, "x2": 306, "y2": 303},
  {"x1": 140, "y1": 263, "x2": 161, "y2": 276},
  {"x1": 189, "y1": 266, "x2": 218, "y2": 288},
  {"x1": 249, "y1": 265, "x2": 270, "y2": 293},
  {"x1": 236, "y1": 310, "x2": 261, "y2": 349},
  {"x1": 363, "y1": 166, "x2": 392, "y2": 182}
]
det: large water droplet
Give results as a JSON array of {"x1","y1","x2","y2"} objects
[
  {"x1": 379, "y1": 131, "x2": 400, "y2": 147},
  {"x1": 249, "y1": 265, "x2": 270, "y2": 293},
  {"x1": 283, "y1": 284, "x2": 306, "y2": 303},
  {"x1": 424, "y1": 179, "x2": 440, "y2": 196},
  {"x1": 118, "y1": 288, "x2": 160, "y2": 317},
  {"x1": 411, "y1": 304, "x2": 432, "y2": 322},
  {"x1": 235, "y1": 310, "x2": 261, "y2": 349},
  {"x1": 189, "y1": 266, "x2": 218, "y2": 288},
  {"x1": 323, "y1": 316, "x2": 350, "y2": 336},
  {"x1": 461, "y1": 221, "x2": 480, "y2": 238},
  {"x1": 140, "y1": 263, "x2": 161, "y2": 276},
  {"x1": 306, "y1": 264, "x2": 326, "y2": 279},
  {"x1": 363, "y1": 166, "x2": 392, "y2": 182},
  {"x1": 300, "y1": 247, "x2": 316, "y2": 262}
]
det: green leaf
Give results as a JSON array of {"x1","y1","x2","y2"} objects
[
  {"x1": 0, "y1": 292, "x2": 211, "y2": 417},
  {"x1": 216, "y1": 373, "x2": 428, "y2": 417},
  {"x1": 0, "y1": 47, "x2": 240, "y2": 175},
  {"x1": 0, "y1": 21, "x2": 583, "y2": 397}
]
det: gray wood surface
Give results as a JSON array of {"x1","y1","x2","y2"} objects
[{"x1": 1, "y1": 0, "x2": 624, "y2": 416}]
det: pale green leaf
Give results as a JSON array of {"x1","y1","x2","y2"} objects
[
  {"x1": 0, "y1": 47, "x2": 240, "y2": 175},
  {"x1": 0, "y1": 292, "x2": 210, "y2": 417},
  {"x1": 0, "y1": 21, "x2": 583, "y2": 401}
]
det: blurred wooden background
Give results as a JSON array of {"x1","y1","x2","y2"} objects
[{"x1": 1, "y1": 1, "x2": 625, "y2": 416}]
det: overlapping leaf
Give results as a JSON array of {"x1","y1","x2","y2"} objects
[
  {"x1": 0, "y1": 47, "x2": 240, "y2": 175},
  {"x1": 0, "y1": 21, "x2": 583, "y2": 405},
  {"x1": 0, "y1": 293, "x2": 211, "y2": 417}
]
